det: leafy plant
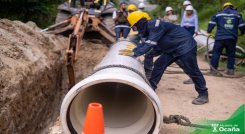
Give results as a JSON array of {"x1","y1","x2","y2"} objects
[{"x1": 0, "y1": 0, "x2": 62, "y2": 28}]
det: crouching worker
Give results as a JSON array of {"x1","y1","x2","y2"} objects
[{"x1": 119, "y1": 12, "x2": 209, "y2": 105}]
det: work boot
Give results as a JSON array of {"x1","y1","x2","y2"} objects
[
  {"x1": 192, "y1": 95, "x2": 209, "y2": 105},
  {"x1": 183, "y1": 79, "x2": 193, "y2": 84},
  {"x1": 226, "y1": 69, "x2": 234, "y2": 75}
]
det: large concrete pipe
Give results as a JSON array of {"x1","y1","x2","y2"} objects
[{"x1": 60, "y1": 40, "x2": 163, "y2": 134}]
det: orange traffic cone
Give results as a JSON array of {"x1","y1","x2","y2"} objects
[{"x1": 82, "y1": 102, "x2": 104, "y2": 134}]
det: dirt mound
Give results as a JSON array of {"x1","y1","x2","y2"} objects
[
  {"x1": 75, "y1": 39, "x2": 109, "y2": 80},
  {"x1": 0, "y1": 19, "x2": 109, "y2": 134},
  {"x1": 0, "y1": 19, "x2": 67, "y2": 134}
]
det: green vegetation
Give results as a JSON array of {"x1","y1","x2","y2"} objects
[
  {"x1": 219, "y1": 61, "x2": 245, "y2": 73},
  {"x1": 149, "y1": 0, "x2": 245, "y2": 48},
  {"x1": 0, "y1": 0, "x2": 120, "y2": 28},
  {"x1": 0, "y1": 0, "x2": 62, "y2": 28}
]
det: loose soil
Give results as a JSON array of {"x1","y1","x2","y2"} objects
[
  {"x1": 159, "y1": 57, "x2": 245, "y2": 134},
  {"x1": 0, "y1": 19, "x2": 109, "y2": 134}
]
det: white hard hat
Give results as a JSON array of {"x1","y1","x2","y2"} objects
[
  {"x1": 185, "y1": 5, "x2": 194, "y2": 11},
  {"x1": 138, "y1": 2, "x2": 145, "y2": 9},
  {"x1": 183, "y1": 0, "x2": 191, "y2": 6},
  {"x1": 165, "y1": 6, "x2": 173, "y2": 12}
]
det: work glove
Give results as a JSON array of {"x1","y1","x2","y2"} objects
[
  {"x1": 119, "y1": 49, "x2": 134, "y2": 57},
  {"x1": 129, "y1": 31, "x2": 138, "y2": 36},
  {"x1": 126, "y1": 44, "x2": 136, "y2": 50},
  {"x1": 207, "y1": 33, "x2": 214, "y2": 38}
]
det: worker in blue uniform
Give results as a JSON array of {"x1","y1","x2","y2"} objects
[
  {"x1": 144, "y1": 46, "x2": 162, "y2": 79},
  {"x1": 119, "y1": 11, "x2": 209, "y2": 105},
  {"x1": 207, "y1": 2, "x2": 245, "y2": 75}
]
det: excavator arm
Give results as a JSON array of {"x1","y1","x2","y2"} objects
[
  {"x1": 41, "y1": 2, "x2": 116, "y2": 89},
  {"x1": 66, "y1": 9, "x2": 88, "y2": 88}
]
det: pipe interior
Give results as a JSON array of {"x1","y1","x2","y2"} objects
[{"x1": 68, "y1": 82, "x2": 156, "y2": 133}]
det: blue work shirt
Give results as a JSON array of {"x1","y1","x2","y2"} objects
[
  {"x1": 133, "y1": 20, "x2": 196, "y2": 57},
  {"x1": 207, "y1": 7, "x2": 245, "y2": 41},
  {"x1": 181, "y1": 14, "x2": 199, "y2": 32}
]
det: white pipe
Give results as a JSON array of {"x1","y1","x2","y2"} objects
[
  {"x1": 195, "y1": 30, "x2": 214, "y2": 51},
  {"x1": 60, "y1": 40, "x2": 163, "y2": 134}
]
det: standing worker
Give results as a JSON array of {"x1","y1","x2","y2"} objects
[
  {"x1": 180, "y1": 5, "x2": 199, "y2": 84},
  {"x1": 163, "y1": 6, "x2": 178, "y2": 24},
  {"x1": 120, "y1": 12, "x2": 209, "y2": 105},
  {"x1": 127, "y1": 4, "x2": 139, "y2": 42},
  {"x1": 138, "y1": 2, "x2": 146, "y2": 12},
  {"x1": 137, "y1": 2, "x2": 151, "y2": 20},
  {"x1": 162, "y1": 7, "x2": 192, "y2": 84},
  {"x1": 207, "y1": 2, "x2": 245, "y2": 75},
  {"x1": 182, "y1": 1, "x2": 197, "y2": 17},
  {"x1": 112, "y1": 2, "x2": 130, "y2": 41},
  {"x1": 127, "y1": 4, "x2": 137, "y2": 14},
  {"x1": 181, "y1": 5, "x2": 198, "y2": 36}
]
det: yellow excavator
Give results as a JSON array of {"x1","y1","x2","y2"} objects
[{"x1": 42, "y1": 0, "x2": 117, "y2": 88}]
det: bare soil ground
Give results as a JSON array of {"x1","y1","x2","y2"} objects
[
  {"x1": 159, "y1": 57, "x2": 245, "y2": 134},
  {"x1": 74, "y1": 39, "x2": 109, "y2": 81},
  {"x1": 49, "y1": 55, "x2": 245, "y2": 134}
]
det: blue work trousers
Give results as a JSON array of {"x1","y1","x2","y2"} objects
[
  {"x1": 149, "y1": 47, "x2": 208, "y2": 96},
  {"x1": 115, "y1": 27, "x2": 130, "y2": 41},
  {"x1": 210, "y1": 39, "x2": 236, "y2": 70}
]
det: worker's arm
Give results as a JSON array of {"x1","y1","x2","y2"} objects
[
  {"x1": 207, "y1": 14, "x2": 217, "y2": 33},
  {"x1": 194, "y1": 15, "x2": 199, "y2": 33},
  {"x1": 133, "y1": 22, "x2": 165, "y2": 57},
  {"x1": 238, "y1": 14, "x2": 245, "y2": 35},
  {"x1": 180, "y1": 16, "x2": 184, "y2": 27},
  {"x1": 112, "y1": 11, "x2": 118, "y2": 21},
  {"x1": 172, "y1": 15, "x2": 178, "y2": 23},
  {"x1": 132, "y1": 43, "x2": 153, "y2": 57}
]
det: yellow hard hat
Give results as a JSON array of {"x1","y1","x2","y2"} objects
[
  {"x1": 94, "y1": 0, "x2": 99, "y2": 4},
  {"x1": 127, "y1": 4, "x2": 137, "y2": 11},
  {"x1": 223, "y1": 2, "x2": 233, "y2": 8},
  {"x1": 143, "y1": 12, "x2": 151, "y2": 20},
  {"x1": 127, "y1": 11, "x2": 146, "y2": 26}
]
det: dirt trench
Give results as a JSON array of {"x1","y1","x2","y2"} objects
[{"x1": 0, "y1": 19, "x2": 109, "y2": 134}]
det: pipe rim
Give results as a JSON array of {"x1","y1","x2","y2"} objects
[{"x1": 60, "y1": 73, "x2": 163, "y2": 134}]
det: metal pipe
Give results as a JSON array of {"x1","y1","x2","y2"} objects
[{"x1": 60, "y1": 40, "x2": 163, "y2": 134}]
